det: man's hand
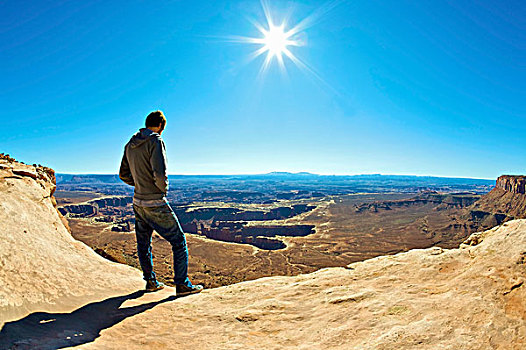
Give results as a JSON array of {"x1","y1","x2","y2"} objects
[
  {"x1": 119, "y1": 152, "x2": 135, "y2": 186},
  {"x1": 150, "y1": 137, "x2": 169, "y2": 193}
]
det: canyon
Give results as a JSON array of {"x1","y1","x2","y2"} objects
[{"x1": 52, "y1": 170, "x2": 521, "y2": 288}]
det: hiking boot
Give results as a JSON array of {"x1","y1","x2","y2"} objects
[
  {"x1": 145, "y1": 279, "x2": 165, "y2": 292},
  {"x1": 176, "y1": 284, "x2": 203, "y2": 296}
]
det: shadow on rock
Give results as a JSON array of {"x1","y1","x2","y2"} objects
[{"x1": 0, "y1": 290, "x2": 178, "y2": 349}]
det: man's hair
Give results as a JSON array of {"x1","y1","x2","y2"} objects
[{"x1": 145, "y1": 110, "x2": 167, "y2": 129}]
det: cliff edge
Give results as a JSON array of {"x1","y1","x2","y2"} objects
[
  {"x1": 469, "y1": 175, "x2": 526, "y2": 227},
  {"x1": 0, "y1": 159, "x2": 525, "y2": 349},
  {"x1": 0, "y1": 155, "x2": 143, "y2": 324},
  {"x1": 496, "y1": 175, "x2": 526, "y2": 194}
]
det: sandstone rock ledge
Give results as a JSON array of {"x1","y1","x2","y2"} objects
[
  {"x1": 0, "y1": 158, "x2": 144, "y2": 323},
  {"x1": 77, "y1": 221, "x2": 525, "y2": 350},
  {"x1": 0, "y1": 158, "x2": 525, "y2": 349}
]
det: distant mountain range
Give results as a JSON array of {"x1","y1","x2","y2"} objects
[
  {"x1": 55, "y1": 172, "x2": 495, "y2": 196},
  {"x1": 56, "y1": 172, "x2": 494, "y2": 184},
  {"x1": 265, "y1": 171, "x2": 316, "y2": 176}
]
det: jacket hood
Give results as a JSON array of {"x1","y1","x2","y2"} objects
[{"x1": 129, "y1": 128, "x2": 158, "y2": 149}]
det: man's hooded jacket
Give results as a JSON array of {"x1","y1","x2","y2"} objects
[{"x1": 119, "y1": 128, "x2": 169, "y2": 201}]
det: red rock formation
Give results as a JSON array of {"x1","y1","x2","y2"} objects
[
  {"x1": 469, "y1": 175, "x2": 526, "y2": 222},
  {"x1": 0, "y1": 153, "x2": 16, "y2": 162},
  {"x1": 496, "y1": 175, "x2": 526, "y2": 194},
  {"x1": 58, "y1": 196, "x2": 132, "y2": 217}
]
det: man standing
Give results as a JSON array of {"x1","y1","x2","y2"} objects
[{"x1": 119, "y1": 110, "x2": 203, "y2": 296}]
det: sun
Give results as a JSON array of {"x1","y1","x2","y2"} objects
[
  {"x1": 261, "y1": 24, "x2": 293, "y2": 59},
  {"x1": 241, "y1": 18, "x2": 302, "y2": 74},
  {"x1": 227, "y1": 1, "x2": 305, "y2": 74},
  {"x1": 227, "y1": 0, "x2": 340, "y2": 80}
]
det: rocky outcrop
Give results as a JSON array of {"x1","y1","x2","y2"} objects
[
  {"x1": 59, "y1": 196, "x2": 132, "y2": 217},
  {"x1": 202, "y1": 228, "x2": 287, "y2": 250},
  {"x1": 173, "y1": 204, "x2": 316, "y2": 249},
  {"x1": 111, "y1": 221, "x2": 132, "y2": 232},
  {"x1": 0, "y1": 157, "x2": 143, "y2": 324},
  {"x1": 175, "y1": 204, "x2": 315, "y2": 224},
  {"x1": 468, "y1": 175, "x2": 526, "y2": 225},
  {"x1": 353, "y1": 192, "x2": 480, "y2": 213},
  {"x1": 496, "y1": 175, "x2": 526, "y2": 194},
  {"x1": 193, "y1": 222, "x2": 315, "y2": 250},
  {"x1": 90, "y1": 196, "x2": 132, "y2": 208},
  {"x1": 59, "y1": 203, "x2": 99, "y2": 217},
  {"x1": 0, "y1": 153, "x2": 56, "y2": 191}
]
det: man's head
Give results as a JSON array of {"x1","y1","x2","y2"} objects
[{"x1": 145, "y1": 110, "x2": 167, "y2": 135}]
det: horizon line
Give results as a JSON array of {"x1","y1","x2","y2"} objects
[{"x1": 55, "y1": 171, "x2": 497, "y2": 181}]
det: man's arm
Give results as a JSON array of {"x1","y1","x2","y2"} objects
[
  {"x1": 150, "y1": 137, "x2": 169, "y2": 193},
  {"x1": 119, "y1": 150, "x2": 135, "y2": 186}
]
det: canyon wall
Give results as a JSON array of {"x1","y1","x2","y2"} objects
[
  {"x1": 469, "y1": 175, "x2": 526, "y2": 224},
  {"x1": 496, "y1": 175, "x2": 526, "y2": 194},
  {"x1": 59, "y1": 196, "x2": 132, "y2": 217}
]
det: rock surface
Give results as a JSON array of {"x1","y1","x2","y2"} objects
[
  {"x1": 470, "y1": 175, "x2": 526, "y2": 222},
  {"x1": 58, "y1": 196, "x2": 132, "y2": 217},
  {"x1": 1, "y1": 159, "x2": 525, "y2": 349},
  {"x1": 496, "y1": 175, "x2": 526, "y2": 194},
  {"x1": 0, "y1": 158, "x2": 143, "y2": 324}
]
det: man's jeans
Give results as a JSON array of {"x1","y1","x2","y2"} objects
[{"x1": 133, "y1": 203, "x2": 192, "y2": 287}]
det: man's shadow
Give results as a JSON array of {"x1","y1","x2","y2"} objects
[{"x1": 0, "y1": 290, "x2": 178, "y2": 349}]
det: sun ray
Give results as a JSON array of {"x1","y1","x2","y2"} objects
[
  {"x1": 282, "y1": 47, "x2": 342, "y2": 97},
  {"x1": 286, "y1": 0, "x2": 344, "y2": 37},
  {"x1": 276, "y1": 52, "x2": 286, "y2": 73},
  {"x1": 260, "y1": 0, "x2": 275, "y2": 29},
  {"x1": 258, "y1": 52, "x2": 274, "y2": 79},
  {"x1": 246, "y1": 16, "x2": 268, "y2": 36},
  {"x1": 250, "y1": 45, "x2": 270, "y2": 61},
  {"x1": 223, "y1": 35, "x2": 265, "y2": 44}
]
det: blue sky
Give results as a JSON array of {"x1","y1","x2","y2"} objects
[{"x1": 1, "y1": 0, "x2": 524, "y2": 179}]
